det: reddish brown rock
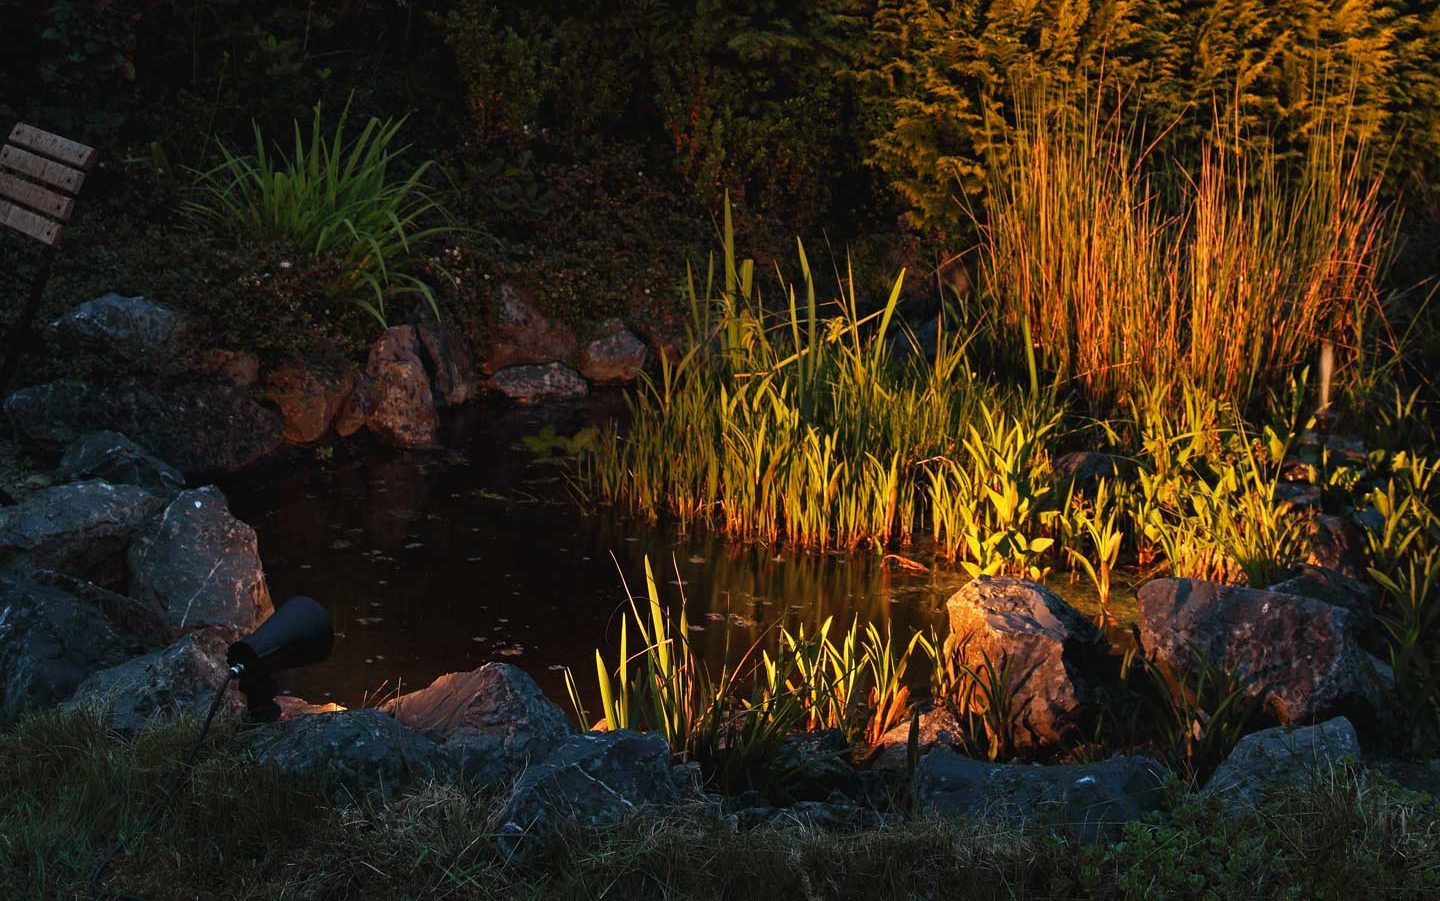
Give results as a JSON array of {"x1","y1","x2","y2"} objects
[
  {"x1": 262, "y1": 361, "x2": 357, "y2": 444},
  {"x1": 945, "y1": 577, "x2": 1109, "y2": 754},
  {"x1": 1137, "y1": 578, "x2": 1388, "y2": 726},
  {"x1": 365, "y1": 326, "x2": 439, "y2": 448},
  {"x1": 481, "y1": 284, "x2": 577, "y2": 374},
  {"x1": 196, "y1": 349, "x2": 260, "y2": 387},
  {"x1": 333, "y1": 374, "x2": 373, "y2": 438}
]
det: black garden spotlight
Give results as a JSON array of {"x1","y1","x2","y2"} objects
[{"x1": 226, "y1": 595, "x2": 334, "y2": 722}]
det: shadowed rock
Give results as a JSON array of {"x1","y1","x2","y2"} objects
[
  {"x1": 4, "y1": 379, "x2": 283, "y2": 474},
  {"x1": 51, "y1": 293, "x2": 184, "y2": 362},
  {"x1": 249, "y1": 710, "x2": 453, "y2": 801},
  {"x1": 914, "y1": 749, "x2": 1169, "y2": 839},
  {"x1": 55, "y1": 431, "x2": 185, "y2": 498},
  {"x1": 0, "y1": 571, "x2": 165, "y2": 725},
  {"x1": 0, "y1": 480, "x2": 163, "y2": 584},
  {"x1": 417, "y1": 321, "x2": 479, "y2": 407},
  {"x1": 66, "y1": 628, "x2": 239, "y2": 732},
  {"x1": 1267, "y1": 564, "x2": 1378, "y2": 635},
  {"x1": 381, "y1": 664, "x2": 574, "y2": 787},
  {"x1": 1138, "y1": 578, "x2": 1389, "y2": 727},
  {"x1": 945, "y1": 576, "x2": 1109, "y2": 754},
  {"x1": 127, "y1": 486, "x2": 273, "y2": 637},
  {"x1": 497, "y1": 729, "x2": 678, "y2": 863},
  {"x1": 1202, "y1": 717, "x2": 1361, "y2": 809}
]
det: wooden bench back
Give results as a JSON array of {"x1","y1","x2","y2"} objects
[{"x1": 0, "y1": 123, "x2": 98, "y2": 248}]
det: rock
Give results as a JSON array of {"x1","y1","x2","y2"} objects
[
  {"x1": 66, "y1": 629, "x2": 239, "y2": 732},
  {"x1": 1137, "y1": 578, "x2": 1388, "y2": 726},
  {"x1": 490, "y1": 363, "x2": 588, "y2": 404},
  {"x1": 1306, "y1": 513, "x2": 1367, "y2": 579},
  {"x1": 196, "y1": 349, "x2": 260, "y2": 388},
  {"x1": 249, "y1": 709, "x2": 452, "y2": 800},
  {"x1": 416, "y1": 321, "x2": 479, "y2": 407},
  {"x1": 127, "y1": 486, "x2": 273, "y2": 636},
  {"x1": 0, "y1": 571, "x2": 163, "y2": 725},
  {"x1": 1268, "y1": 564, "x2": 1378, "y2": 635},
  {"x1": 872, "y1": 701, "x2": 966, "y2": 771},
  {"x1": 55, "y1": 431, "x2": 185, "y2": 498},
  {"x1": 1053, "y1": 451, "x2": 1124, "y2": 487},
  {"x1": 945, "y1": 576, "x2": 1110, "y2": 754},
  {"x1": 670, "y1": 761, "x2": 705, "y2": 800},
  {"x1": 771, "y1": 729, "x2": 860, "y2": 804},
  {"x1": 0, "y1": 481, "x2": 163, "y2": 584},
  {"x1": 1276, "y1": 482, "x2": 1323, "y2": 509},
  {"x1": 262, "y1": 360, "x2": 357, "y2": 444},
  {"x1": 334, "y1": 374, "x2": 373, "y2": 438},
  {"x1": 4, "y1": 379, "x2": 283, "y2": 474},
  {"x1": 482, "y1": 284, "x2": 578, "y2": 374},
  {"x1": 577, "y1": 319, "x2": 647, "y2": 385},
  {"x1": 380, "y1": 664, "x2": 574, "y2": 787},
  {"x1": 276, "y1": 695, "x2": 347, "y2": 720},
  {"x1": 366, "y1": 326, "x2": 439, "y2": 448},
  {"x1": 1202, "y1": 717, "x2": 1360, "y2": 809},
  {"x1": 913, "y1": 749, "x2": 1169, "y2": 839},
  {"x1": 51, "y1": 293, "x2": 184, "y2": 361},
  {"x1": 497, "y1": 729, "x2": 678, "y2": 863}
]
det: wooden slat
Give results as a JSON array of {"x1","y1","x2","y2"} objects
[
  {"x1": 0, "y1": 198, "x2": 63, "y2": 246},
  {"x1": 0, "y1": 172, "x2": 73, "y2": 221},
  {"x1": 8, "y1": 123, "x2": 97, "y2": 171},
  {"x1": 0, "y1": 145, "x2": 85, "y2": 195}
]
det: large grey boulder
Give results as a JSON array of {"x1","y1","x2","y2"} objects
[
  {"x1": 490, "y1": 363, "x2": 588, "y2": 404},
  {"x1": 944, "y1": 576, "x2": 1110, "y2": 754},
  {"x1": 0, "y1": 480, "x2": 163, "y2": 584},
  {"x1": 380, "y1": 664, "x2": 574, "y2": 787},
  {"x1": 482, "y1": 285, "x2": 578, "y2": 374},
  {"x1": 577, "y1": 319, "x2": 647, "y2": 385},
  {"x1": 914, "y1": 749, "x2": 1169, "y2": 839},
  {"x1": 1138, "y1": 578, "x2": 1388, "y2": 726},
  {"x1": 366, "y1": 326, "x2": 439, "y2": 448},
  {"x1": 51, "y1": 293, "x2": 184, "y2": 362},
  {"x1": 55, "y1": 432, "x2": 185, "y2": 498},
  {"x1": 66, "y1": 628, "x2": 239, "y2": 732},
  {"x1": 497, "y1": 729, "x2": 678, "y2": 863},
  {"x1": 249, "y1": 710, "x2": 453, "y2": 800},
  {"x1": 4, "y1": 379, "x2": 283, "y2": 474},
  {"x1": 0, "y1": 571, "x2": 165, "y2": 725},
  {"x1": 127, "y1": 487, "x2": 273, "y2": 636},
  {"x1": 770, "y1": 729, "x2": 860, "y2": 804},
  {"x1": 1202, "y1": 717, "x2": 1361, "y2": 809}
]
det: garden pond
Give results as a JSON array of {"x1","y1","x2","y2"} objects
[{"x1": 222, "y1": 396, "x2": 1136, "y2": 711}]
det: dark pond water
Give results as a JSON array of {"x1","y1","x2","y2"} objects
[{"x1": 222, "y1": 396, "x2": 1134, "y2": 711}]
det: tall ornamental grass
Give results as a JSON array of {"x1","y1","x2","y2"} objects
[
  {"x1": 186, "y1": 101, "x2": 454, "y2": 327},
  {"x1": 976, "y1": 89, "x2": 1388, "y2": 410}
]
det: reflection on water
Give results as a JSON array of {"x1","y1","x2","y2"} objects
[{"x1": 222, "y1": 396, "x2": 1136, "y2": 710}]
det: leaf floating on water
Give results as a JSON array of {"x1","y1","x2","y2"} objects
[
  {"x1": 687, "y1": 555, "x2": 706, "y2": 564},
  {"x1": 704, "y1": 612, "x2": 758, "y2": 628},
  {"x1": 355, "y1": 617, "x2": 384, "y2": 625},
  {"x1": 498, "y1": 644, "x2": 524, "y2": 657},
  {"x1": 404, "y1": 542, "x2": 424, "y2": 550},
  {"x1": 331, "y1": 539, "x2": 353, "y2": 550}
]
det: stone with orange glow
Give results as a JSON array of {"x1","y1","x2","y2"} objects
[
  {"x1": 944, "y1": 576, "x2": 1110, "y2": 755},
  {"x1": 261, "y1": 359, "x2": 358, "y2": 444},
  {"x1": 381, "y1": 663, "x2": 574, "y2": 787},
  {"x1": 365, "y1": 325, "x2": 439, "y2": 448}
]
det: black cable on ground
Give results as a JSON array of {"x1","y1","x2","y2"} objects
[{"x1": 89, "y1": 668, "x2": 238, "y2": 901}]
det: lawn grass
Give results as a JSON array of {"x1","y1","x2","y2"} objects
[{"x1": 5, "y1": 709, "x2": 1439, "y2": 900}]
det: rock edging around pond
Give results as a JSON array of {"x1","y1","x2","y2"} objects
[{"x1": 7, "y1": 290, "x2": 662, "y2": 464}]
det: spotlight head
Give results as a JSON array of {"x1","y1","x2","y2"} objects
[{"x1": 226, "y1": 596, "x2": 334, "y2": 723}]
